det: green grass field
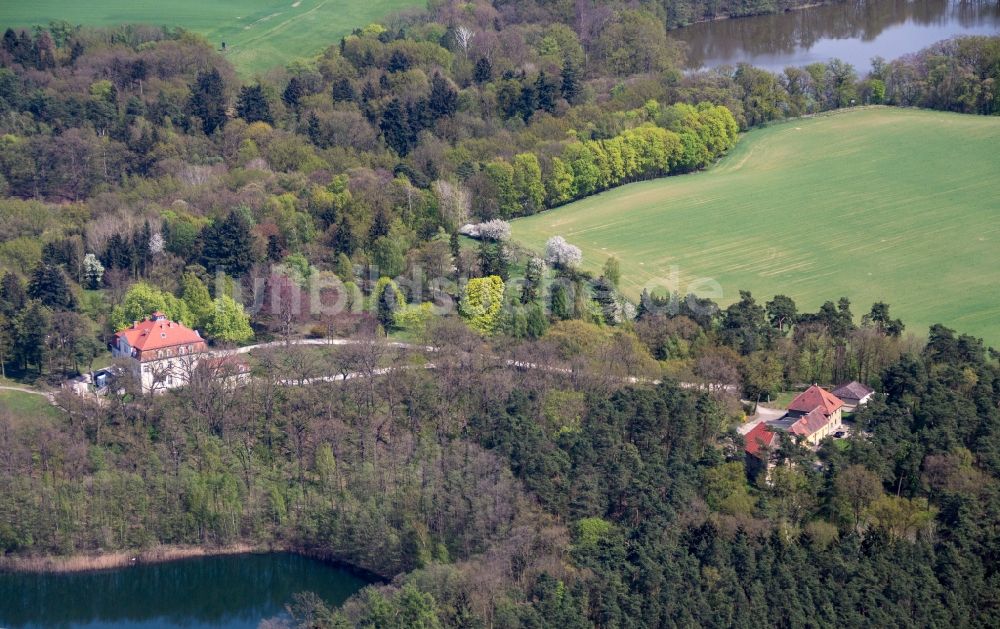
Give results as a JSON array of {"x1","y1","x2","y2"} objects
[
  {"x1": 0, "y1": 389, "x2": 62, "y2": 420},
  {"x1": 511, "y1": 108, "x2": 1000, "y2": 346},
  {"x1": 3, "y1": 0, "x2": 421, "y2": 75}
]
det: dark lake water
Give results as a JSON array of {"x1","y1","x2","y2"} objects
[
  {"x1": 0, "y1": 552, "x2": 373, "y2": 629},
  {"x1": 675, "y1": 0, "x2": 1000, "y2": 71}
]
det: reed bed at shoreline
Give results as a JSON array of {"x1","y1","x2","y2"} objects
[{"x1": 0, "y1": 542, "x2": 262, "y2": 573}]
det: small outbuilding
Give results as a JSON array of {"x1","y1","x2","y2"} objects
[
  {"x1": 831, "y1": 381, "x2": 875, "y2": 412},
  {"x1": 744, "y1": 422, "x2": 779, "y2": 480}
]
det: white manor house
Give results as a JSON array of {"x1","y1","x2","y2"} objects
[{"x1": 111, "y1": 312, "x2": 208, "y2": 392}]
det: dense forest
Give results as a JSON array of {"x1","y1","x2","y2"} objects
[
  {"x1": 1, "y1": 0, "x2": 1000, "y2": 626},
  {"x1": 2, "y1": 305, "x2": 999, "y2": 627}
]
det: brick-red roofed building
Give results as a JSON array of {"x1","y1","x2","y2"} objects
[
  {"x1": 789, "y1": 407, "x2": 831, "y2": 440},
  {"x1": 787, "y1": 385, "x2": 844, "y2": 416},
  {"x1": 744, "y1": 422, "x2": 779, "y2": 480},
  {"x1": 744, "y1": 422, "x2": 778, "y2": 458},
  {"x1": 112, "y1": 312, "x2": 207, "y2": 392},
  {"x1": 771, "y1": 385, "x2": 845, "y2": 445}
]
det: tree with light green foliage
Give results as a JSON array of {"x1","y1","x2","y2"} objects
[
  {"x1": 563, "y1": 142, "x2": 600, "y2": 198},
  {"x1": 460, "y1": 276, "x2": 505, "y2": 334},
  {"x1": 545, "y1": 156, "x2": 574, "y2": 206},
  {"x1": 703, "y1": 461, "x2": 755, "y2": 516},
  {"x1": 575, "y1": 517, "x2": 614, "y2": 549},
  {"x1": 181, "y1": 272, "x2": 213, "y2": 329},
  {"x1": 204, "y1": 295, "x2": 253, "y2": 344},
  {"x1": 371, "y1": 236, "x2": 405, "y2": 278},
  {"x1": 111, "y1": 282, "x2": 192, "y2": 331},
  {"x1": 395, "y1": 583, "x2": 443, "y2": 629},
  {"x1": 394, "y1": 302, "x2": 433, "y2": 334},
  {"x1": 512, "y1": 152, "x2": 545, "y2": 215},
  {"x1": 484, "y1": 159, "x2": 518, "y2": 219}
]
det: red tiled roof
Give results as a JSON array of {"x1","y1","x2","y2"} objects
[
  {"x1": 788, "y1": 385, "x2": 844, "y2": 415},
  {"x1": 744, "y1": 422, "x2": 778, "y2": 458},
  {"x1": 789, "y1": 407, "x2": 831, "y2": 438},
  {"x1": 115, "y1": 313, "x2": 203, "y2": 352}
]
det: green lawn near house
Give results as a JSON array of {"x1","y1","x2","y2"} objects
[
  {"x1": 0, "y1": 389, "x2": 62, "y2": 419},
  {"x1": 511, "y1": 107, "x2": 1000, "y2": 346}
]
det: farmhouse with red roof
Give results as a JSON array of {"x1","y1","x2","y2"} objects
[
  {"x1": 772, "y1": 384, "x2": 845, "y2": 445},
  {"x1": 112, "y1": 312, "x2": 207, "y2": 392}
]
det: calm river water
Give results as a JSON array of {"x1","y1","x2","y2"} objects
[
  {"x1": 0, "y1": 552, "x2": 373, "y2": 629},
  {"x1": 675, "y1": 0, "x2": 1000, "y2": 71}
]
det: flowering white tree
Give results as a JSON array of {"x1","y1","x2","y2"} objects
[
  {"x1": 458, "y1": 219, "x2": 510, "y2": 241},
  {"x1": 83, "y1": 253, "x2": 104, "y2": 289},
  {"x1": 544, "y1": 236, "x2": 582, "y2": 269},
  {"x1": 477, "y1": 219, "x2": 511, "y2": 241},
  {"x1": 148, "y1": 232, "x2": 165, "y2": 255}
]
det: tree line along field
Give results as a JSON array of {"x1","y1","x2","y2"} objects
[
  {"x1": 3, "y1": 0, "x2": 422, "y2": 75},
  {"x1": 510, "y1": 107, "x2": 1000, "y2": 346}
]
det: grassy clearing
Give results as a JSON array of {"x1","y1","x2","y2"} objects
[
  {"x1": 4, "y1": 0, "x2": 422, "y2": 75},
  {"x1": 759, "y1": 391, "x2": 797, "y2": 409},
  {"x1": 511, "y1": 108, "x2": 1000, "y2": 346},
  {"x1": 0, "y1": 389, "x2": 61, "y2": 420}
]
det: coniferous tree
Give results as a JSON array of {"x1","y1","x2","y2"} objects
[
  {"x1": 236, "y1": 84, "x2": 273, "y2": 124},
  {"x1": 0, "y1": 272, "x2": 26, "y2": 316},
  {"x1": 387, "y1": 50, "x2": 411, "y2": 73},
  {"x1": 561, "y1": 59, "x2": 581, "y2": 103},
  {"x1": 27, "y1": 263, "x2": 75, "y2": 311},
  {"x1": 132, "y1": 221, "x2": 152, "y2": 277},
  {"x1": 429, "y1": 73, "x2": 458, "y2": 119},
  {"x1": 306, "y1": 112, "x2": 324, "y2": 147},
  {"x1": 478, "y1": 241, "x2": 509, "y2": 280},
  {"x1": 282, "y1": 77, "x2": 303, "y2": 109},
  {"x1": 12, "y1": 300, "x2": 49, "y2": 372},
  {"x1": 525, "y1": 303, "x2": 548, "y2": 338},
  {"x1": 518, "y1": 83, "x2": 537, "y2": 121},
  {"x1": 186, "y1": 68, "x2": 227, "y2": 135},
  {"x1": 266, "y1": 235, "x2": 283, "y2": 261},
  {"x1": 374, "y1": 277, "x2": 403, "y2": 330},
  {"x1": 200, "y1": 211, "x2": 256, "y2": 276},
  {"x1": 1, "y1": 29, "x2": 18, "y2": 58},
  {"x1": 406, "y1": 98, "x2": 433, "y2": 138},
  {"x1": 102, "y1": 233, "x2": 134, "y2": 272},
  {"x1": 536, "y1": 71, "x2": 557, "y2": 113},
  {"x1": 474, "y1": 57, "x2": 493, "y2": 84},
  {"x1": 331, "y1": 77, "x2": 356, "y2": 102},
  {"x1": 550, "y1": 283, "x2": 571, "y2": 320},
  {"x1": 380, "y1": 98, "x2": 411, "y2": 155}
]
